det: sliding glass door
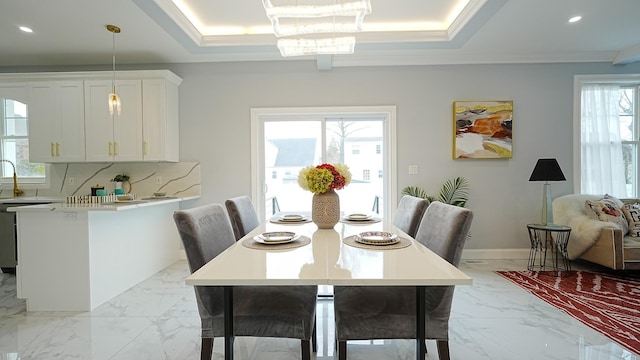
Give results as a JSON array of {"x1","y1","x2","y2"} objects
[{"x1": 251, "y1": 106, "x2": 396, "y2": 221}]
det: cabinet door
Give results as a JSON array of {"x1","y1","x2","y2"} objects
[
  {"x1": 112, "y1": 81, "x2": 143, "y2": 162},
  {"x1": 54, "y1": 82, "x2": 85, "y2": 162},
  {"x1": 84, "y1": 80, "x2": 142, "y2": 162},
  {"x1": 27, "y1": 83, "x2": 57, "y2": 162},
  {"x1": 142, "y1": 79, "x2": 179, "y2": 161},
  {"x1": 27, "y1": 81, "x2": 85, "y2": 163}
]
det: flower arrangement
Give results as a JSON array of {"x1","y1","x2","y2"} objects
[{"x1": 298, "y1": 163, "x2": 352, "y2": 194}]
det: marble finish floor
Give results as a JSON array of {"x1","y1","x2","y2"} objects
[{"x1": 0, "y1": 259, "x2": 638, "y2": 360}]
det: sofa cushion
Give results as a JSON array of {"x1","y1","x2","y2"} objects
[
  {"x1": 585, "y1": 199, "x2": 629, "y2": 235},
  {"x1": 623, "y1": 203, "x2": 640, "y2": 237}
]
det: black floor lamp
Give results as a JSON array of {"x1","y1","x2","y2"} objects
[{"x1": 529, "y1": 158, "x2": 566, "y2": 225}]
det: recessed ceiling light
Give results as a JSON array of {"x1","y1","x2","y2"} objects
[
  {"x1": 19, "y1": 26, "x2": 33, "y2": 33},
  {"x1": 568, "y1": 16, "x2": 582, "y2": 23}
]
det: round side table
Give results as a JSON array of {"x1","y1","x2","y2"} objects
[{"x1": 526, "y1": 223, "x2": 571, "y2": 274}]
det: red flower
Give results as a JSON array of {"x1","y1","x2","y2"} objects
[{"x1": 317, "y1": 164, "x2": 347, "y2": 190}]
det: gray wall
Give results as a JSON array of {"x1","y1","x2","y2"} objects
[
  {"x1": 5, "y1": 60, "x2": 640, "y2": 257},
  {"x1": 167, "y1": 60, "x2": 640, "y2": 257}
]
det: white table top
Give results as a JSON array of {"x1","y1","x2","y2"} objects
[{"x1": 186, "y1": 218, "x2": 472, "y2": 287}]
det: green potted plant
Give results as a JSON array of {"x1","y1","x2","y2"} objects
[
  {"x1": 110, "y1": 174, "x2": 130, "y2": 194},
  {"x1": 402, "y1": 176, "x2": 470, "y2": 207}
]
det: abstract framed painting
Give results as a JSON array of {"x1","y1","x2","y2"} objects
[{"x1": 453, "y1": 100, "x2": 513, "y2": 159}]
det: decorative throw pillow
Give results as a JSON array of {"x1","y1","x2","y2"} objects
[
  {"x1": 585, "y1": 199, "x2": 629, "y2": 235},
  {"x1": 623, "y1": 203, "x2": 640, "y2": 237}
]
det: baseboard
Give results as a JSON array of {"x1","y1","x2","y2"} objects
[{"x1": 462, "y1": 248, "x2": 530, "y2": 260}]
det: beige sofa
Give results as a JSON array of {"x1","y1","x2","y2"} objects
[{"x1": 552, "y1": 194, "x2": 640, "y2": 270}]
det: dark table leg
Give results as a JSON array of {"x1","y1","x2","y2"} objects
[
  {"x1": 224, "y1": 286, "x2": 234, "y2": 360},
  {"x1": 416, "y1": 286, "x2": 426, "y2": 360}
]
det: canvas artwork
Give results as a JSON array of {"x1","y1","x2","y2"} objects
[{"x1": 453, "y1": 100, "x2": 513, "y2": 159}]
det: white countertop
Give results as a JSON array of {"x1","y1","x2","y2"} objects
[
  {"x1": 7, "y1": 195, "x2": 199, "y2": 212},
  {"x1": 0, "y1": 196, "x2": 65, "y2": 204}
]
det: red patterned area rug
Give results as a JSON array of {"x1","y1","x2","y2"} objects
[{"x1": 496, "y1": 270, "x2": 640, "y2": 354}]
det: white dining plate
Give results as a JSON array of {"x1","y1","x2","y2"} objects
[
  {"x1": 356, "y1": 231, "x2": 398, "y2": 245},
  {"x1": 279, "y1": 214, "x2": 307, "y2": 222},
  {"x1": 253, "y1": 232, "x2": 300, "y2": 245},
  {"x1": 347, "y1": 213, "x2": 372, "y2": 221}
]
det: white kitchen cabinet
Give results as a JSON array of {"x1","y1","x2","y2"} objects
[
  {"x1": 27, "y1": 81, "x2": 86, "y2": 162},
  {"x1": 142, "y1": 79, "x2": 179, "y2": 161},
  {"x1": 84, "y1": 80, "x2": 143, "y2": 162}
]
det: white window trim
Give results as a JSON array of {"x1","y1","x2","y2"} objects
[
  {"x1": 251, "y1": 106, "x2": 397, "y2": 220},
  {"x1": 573, "y1": 74, "x2": 640, "y2": 193}
]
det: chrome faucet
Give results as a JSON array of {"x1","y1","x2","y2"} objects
[{"x1": 0, "y1": 159, "x2": 24, "y2": 197}]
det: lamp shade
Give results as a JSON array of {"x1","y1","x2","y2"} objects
[{"x1": 529, "y1": 158, "x2": 566, "y2": 182}]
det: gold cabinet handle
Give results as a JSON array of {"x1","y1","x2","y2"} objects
[
  {"x1": 50, "y1": 142, "x2": 55, "y2": 157},
  {"x1": 143, "y1": 141, "x2": 148, "y2": 156},
  {"x1": 108, "y1": 142, "x2": 113, "y2": 156},
  {"x1": 56, "y1": 143, "x2": 60, "y2": 157},
  {"x1": 114, "y1": 141, "x2": 118, "y2": 156}
]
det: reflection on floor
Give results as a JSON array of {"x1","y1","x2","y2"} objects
[{"x1": 0, "y1": 259, "x2": 637, "y2": 359}]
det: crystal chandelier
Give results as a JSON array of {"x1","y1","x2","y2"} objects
[
  {"x1": 106, "y1": 24, "x2": 121, "y2": 116},
  {"x1": 262, "y1": 0, "x2": 371, "y2": 57}
]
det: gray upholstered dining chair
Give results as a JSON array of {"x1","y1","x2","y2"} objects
[
  {"x1": 225, "y1": 195, "x2": 261, "y2": 240},
  {"x1": 173, "y1": 203, "x2": 317, "y2": 360},
  {"x1": 393, "y1": 194, "x2": 430, "y2": 238},
  {"x1": 333, "y1": 201, "x2": 473, "y2": 360}
]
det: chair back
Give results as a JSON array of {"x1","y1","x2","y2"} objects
[
  {"x1": 393, "y1": 195, "x2": 430, "y2": 238},
  {"x1": 225, "y1": 196, "x2": 260, "y2": 240},
  {"x1": 414, "y1": 201, "x2": 473, "y2": 266},
  {"x1": 173, "y1": 203, "x2": 236, "y2": 322},
  {"x1": 173, "y1": 203, "x2": 236, "y2": 274}
]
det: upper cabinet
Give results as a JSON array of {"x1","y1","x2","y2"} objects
[
  {"x1": 28, "y1": 81, "x2": 86, "y2": 162},
  {"x1": 0, "y1": 70, "x2": 181, "y2": 163},
  {"x1": 84, "y1": 80, "x2": 143, "y2": 162},
  {"x1": 142, "y1": 79, "x2": 179, "y2": 162}
]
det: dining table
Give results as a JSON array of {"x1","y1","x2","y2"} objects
[{"x1": 185, "y1": 213, "x2": 473, "y2": 360}]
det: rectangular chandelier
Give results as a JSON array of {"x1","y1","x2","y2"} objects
[
  {"x1": 263, "y1": 0, "x2": 371, "y2": 57},
  {"x1": 263, "y1": 0, "x2": 371, "y2": 37},
  {"x1": 277, "y1": 36, "x2": 356, "y2": 57}
]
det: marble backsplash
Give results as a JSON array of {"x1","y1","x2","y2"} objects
[{"x1": 0, "y1": 162, "x2": 200, "y2": 199}]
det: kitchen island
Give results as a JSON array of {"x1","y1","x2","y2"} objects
[{"x1": 9, "y1": 197, "x2": 194, "y2": 311}]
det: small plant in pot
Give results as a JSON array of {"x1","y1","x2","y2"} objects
[{"x1": 110, "y1": 174, "x2": 131, "y2": 194}]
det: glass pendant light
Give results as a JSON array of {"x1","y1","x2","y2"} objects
[{"x1": 106, "y1": 24, "x2": 121, "y2": 116}]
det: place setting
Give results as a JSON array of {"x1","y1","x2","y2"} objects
[
  {"x1": 343, "y1": 231, "x2": 412, "y2": 250},
  {"x1": 269, "y1": 213, "x2": 312, "y2": 224},
  {"x1": 340, "y1": 212, "x2": 382, "y2": 224},
  {"x1": 242, "y1": 230, "x2": 311, "y2": 250}
]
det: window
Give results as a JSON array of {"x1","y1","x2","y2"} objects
[
  {"x1": 363, "y1": 169, "x2": 370, "y2": 181},
  {"x1": 352, "y1": 144, "x2": 360, "y2": 155},
  {"x1": 621, "y1": 86, "x2": 639, "y2": 197},
  {"x1": 376, "y1": 144, "x2": 381, "y2": 154},
  {"x1": 1, "y1": 98, "x2": 46, "y2": 185},
  {"x1": 575, "y1": 74, "x2": 640, "y2": 197},
  {"x1": 251, "y1": 106, "x2": 397, "y2": 220}
]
